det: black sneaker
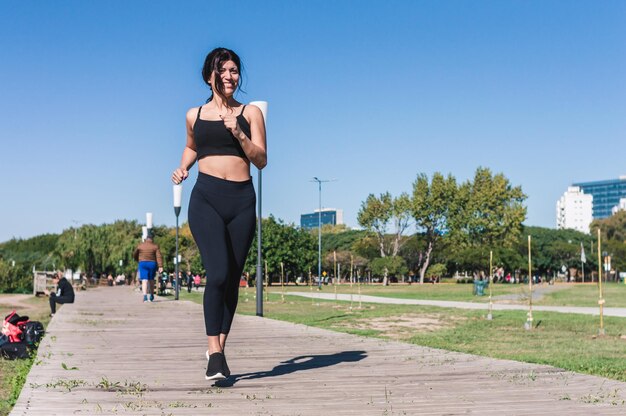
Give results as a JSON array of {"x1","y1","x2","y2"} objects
[
  {"x1": 205, "y1": 352, "x2": 226, "y2": 381},
  {"x1": 222, "y1": 353, "x2": 231, "y2": 378},
  {"x1": 206, "y1": 350, "x2": 230, "y2": 378}
]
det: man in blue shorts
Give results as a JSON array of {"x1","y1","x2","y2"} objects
[{"x1": 133, "y1": 231, "x2": 163, "y2": 302}]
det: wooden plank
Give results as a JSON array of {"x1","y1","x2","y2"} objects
[{"x1": 10, "y1": 286, "x2": 626, "y2": 415}]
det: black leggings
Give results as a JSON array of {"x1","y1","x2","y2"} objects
[
  {"x1": 49, "y1": 293, "x2": 73, "y2": 314},
  {"x1": 188, "y1": 172, "x2": 256, "y2": 336}
]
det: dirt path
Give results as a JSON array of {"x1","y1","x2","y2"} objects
[{"x1": 0, "y1": 294, "x2": 36, "y2": 312}]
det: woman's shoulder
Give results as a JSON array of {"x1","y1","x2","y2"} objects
[
  {"x1": 186, "y1": 105, "x2": 204, "y2": 126},
  {"x1": 245, "y1": 103, "x2": 263, "y2": 116},
  {"x1": 243, "y1": 103, "x2": 263, "y2": 123},
  {"x1": 186, "y1": 106, "x2": 202, "y2": 118}
]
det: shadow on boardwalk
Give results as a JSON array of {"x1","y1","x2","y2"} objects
[
  {"x1": 219, "y1": 350, "x2": 367, "y2": 387},
  {"x1": 10, "y1": 286, "x2": 626, "y2": 416}
]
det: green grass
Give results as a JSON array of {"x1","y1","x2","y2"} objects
[
  {"x1": 278, "y1": 281, "x2": 626, "y2": 307},
  {"x1": 180, "y1": 287, "x2": 626, "y2": 382},
  {"x1": 535, "y1": 283, "x2": 626, "y2": 307},
  {"x1": 277, "y1": 281, "x2": 523, "y2": 302},
  {"x1": 0, "y1": 295, "x2": 51, "y2": 416}
]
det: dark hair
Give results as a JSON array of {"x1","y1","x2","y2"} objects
[{"x1": 202, "y1": 47, "x2": 243, "y2": 104}]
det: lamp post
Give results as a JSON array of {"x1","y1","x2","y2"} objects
[
  {"x1": 173, "y1": 184, "x2": 182, "y2": 300},
  {"x1": 525, "y1": 235, "x2": 533, "y2": 330},
  {"x1": 597, "y1": 229, "x2": 605, "y2": 335},
  {"x1": 311, "y1": 177, "x2": 335, "y2": 290},
  {"x1": 487, "y1": 250, "x2": 493, "y2": 320},
  {"x1": 250, "y1": 100, "x2": 268, "y2": 317}
]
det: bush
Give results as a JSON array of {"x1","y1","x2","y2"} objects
[
  {"x1": 426, "y1": 263, "x2": 447, "y2": 279},
  {"x1": 370, "y1": 256, "x2": 408, "y2": 278}
]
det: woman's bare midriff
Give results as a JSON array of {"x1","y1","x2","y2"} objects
[{"x1": 197, "y1": 155, "x2": 251, "y2": 181}]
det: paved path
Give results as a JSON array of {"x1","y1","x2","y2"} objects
[
  {"x1": 491, "y1": 284, "x2": 563, "y2": 302},
  {"x1": 10, "y1": 286, "x2": 626, "y2": 415},
  {"x1": 287, "y1": 292, "x2": 626, "y2": 318}
]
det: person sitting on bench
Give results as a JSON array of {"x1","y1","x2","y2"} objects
[{"x1": 46, "y1": 272, "x2": 75, "y2": 317}]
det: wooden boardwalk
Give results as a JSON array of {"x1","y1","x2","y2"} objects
[{"x1": 10, "y1": 286, "x2": 626, "y2": 415}]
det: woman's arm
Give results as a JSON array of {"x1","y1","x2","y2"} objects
[
  {"x1": 222, "y1": 105, "x2": 267, "y2": 169},
  {"x1": 172, "y1": 108, "x2": 198, "y2": 184}
]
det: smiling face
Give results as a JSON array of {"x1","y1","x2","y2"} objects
[
  {"x1": 210, "y1": 60, "x2": 239, "y2": 98},
  {"x1": 202, "y1": 48, "x2": 243, "y2": 102}
]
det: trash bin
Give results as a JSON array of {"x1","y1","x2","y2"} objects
[{"x1": 473, "y1": 279, "x2": 488, "y2": 296}]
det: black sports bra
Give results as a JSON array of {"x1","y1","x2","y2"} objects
[{"x1": 193, "y1": 105, "x2": 251, "y2": 160}]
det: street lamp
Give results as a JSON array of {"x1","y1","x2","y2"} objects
[
  {"x1": 311, "y1": 177, "x2": 336, "y2": 290},
  {"x1": 173, "y1": 184, "x2": 183, "y2": 300},
  {"x1": 250, "y1": 100, "x2": 268, "y2": 317}
]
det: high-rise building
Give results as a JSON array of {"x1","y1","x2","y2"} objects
[
  {"x1": 556, "y1": 186, "x2": 593, "y2": 234},
  {"x1": 573, "y1": 176, "x2": 626, "y2": 219},
  {"x1": 612, "y1": 197, "x2": 626, "y2": 215},
  {"x1": 300, "y1": 208, "x2": 344, "y2": 229}
]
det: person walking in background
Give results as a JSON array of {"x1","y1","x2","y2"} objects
[
  {"x1": 46, "y1": 271, "x2": 75, "y2": 317},
  {"x1": 186, "y1": 270, "x2": 193, "y2": 293},
  {"x1": 133, "y1": 230, "x2": 163, "y2": 303},
  {"x1": 172, "y1": 47, "x2": 267, "y2": 381}
]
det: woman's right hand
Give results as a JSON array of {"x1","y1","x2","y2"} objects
[{"x1": 172, "y1": 167, "x2": 188, "y2": 184}]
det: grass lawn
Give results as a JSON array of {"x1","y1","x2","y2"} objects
[
  {"x1": 278, "y1": 281, "x2": 521, "y2": 301},
  {"x1": 535, "y1": 282, "x2": 626, "y2": 307},
  {"x1": 179, "y1": 288, "x2": 626, "y2": 382},
  {"x1": 0, "y1": 294, "x2": 51, "y2": 416},
  {"x1": 279, "y1": 281, "x2": 626, "y2": 307}
]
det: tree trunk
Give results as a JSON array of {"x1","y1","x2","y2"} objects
[
  {"x1": 382, "y1": 266, "x2": 389, "y2": 286},
  {"x1": 418, "y1": 241, "x2": 433, "y2": 284},
  {"x1": 392, "y1": 218, "x2": 401, "y2": 257}
]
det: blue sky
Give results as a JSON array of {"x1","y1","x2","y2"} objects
[{"x1": 1, "y1": 0, "x2": 625, "y2": 242}]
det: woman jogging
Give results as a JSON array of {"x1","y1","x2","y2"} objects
[{"x1": 172, "y1": 47, "x2": 267, "y2": 381}]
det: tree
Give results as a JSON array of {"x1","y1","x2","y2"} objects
[
  {"x1": 357, "y1": 192, "x2": 411, "y2": 258},
  {"x1": 55, "y1": 221, "x2": 143, "y2": 276},
  {"x1": 357, "y1": 192, "x2": 411, "y2": 285},
  {"x1": 513, "y1": 226, "x2": 595, "y2": 279},
  {"x1": 591, "y1": 211, "x2": 626, "y2": 242},
  {"x1": 411, "y1": 172, "x2": 458, "y2": 284},
  {"x1": 453, "y1": 167, "x2": 526, "y2": 249},
  {"x1": 370, "y1": 256, "x2": 408, "y2": 280},
  {"x1": 321, "y1": 229, "x2": 369, "y2": 253},
  {"x1": 323, "y1": 250, "x2": 368, "y2": 282},
  {"x1": 590, "y1": 212, "x2": 626, "y2": 277},
  {"x1": 0, "y1": 234, "x2": 61, "y2": 292},
  {"x1": 245, "y1": 216, "x2": 317, "y2": 283},
  {"x1": 425, "y1": 263, "x2": 447, "y2": 281},
  {"x1": 351, "y1": 235, "x2": 380, "y2": 261}
]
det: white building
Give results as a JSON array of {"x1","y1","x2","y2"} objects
[
  {"x1": 556, "y1": 186, "x2": 593, "y2": 234},
  {"x1": 611, "y1": 197, "x2": 626, "y2": 215}
]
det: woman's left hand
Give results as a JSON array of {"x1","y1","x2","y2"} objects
[{"x1": 220, "y1": 114, "x2": 242, "y2": 137}]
